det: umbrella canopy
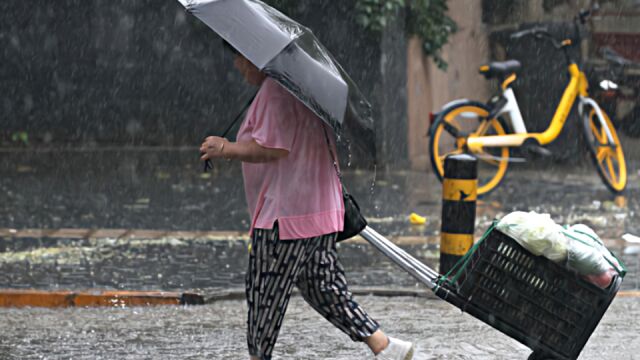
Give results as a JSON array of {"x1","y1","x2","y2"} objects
[{"x1": 177, "y1": 0, "x2": 376, "y2": 158}]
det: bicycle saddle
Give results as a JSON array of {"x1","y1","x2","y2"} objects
[{"x1": 479, "y1": 60, "x2": 521, "y2": 78}]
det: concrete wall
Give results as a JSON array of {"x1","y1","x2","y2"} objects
[
  {"x1": 407, "y1": 0, "x2": 490, "y2": 170},
  {"x1": 1, "y1": 1, "x2": 407, "y2": 168},
  {"x1": 1, "y1": 0, "x2": 245, "y2": 146}
]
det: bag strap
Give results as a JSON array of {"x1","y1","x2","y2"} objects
[{"x1": 322, "y1": 125, "x2": 342, "y2": 180}]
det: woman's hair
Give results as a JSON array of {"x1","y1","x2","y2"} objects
[{"x1": 222, "y1": 39, "x2": 240, "y2": 55}]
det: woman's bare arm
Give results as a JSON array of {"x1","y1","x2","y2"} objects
[{"x1": 200, "y1": 136, "x2": 288, "y2": 163}]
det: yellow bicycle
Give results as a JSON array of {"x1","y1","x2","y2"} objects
[{"x1": 428, "y1": 11, "x2": 626, "y2": 196}]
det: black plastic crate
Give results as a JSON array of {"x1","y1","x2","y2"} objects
[{"x1": 436, "y1": 228, "x2": 621, "y2": 360}]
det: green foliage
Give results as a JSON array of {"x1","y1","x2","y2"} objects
[
  {"x1": 11, "y1": 131, "x2": 29, "y2": 146},
  {"x1": 264, "y1": 0, "x2": 457, "y2": 70},
  {"x1": 405, "y1": 0, "x2": 457, "y2": 70},
  {"x1": 354, "y1": 0, "x2": 405, "y2": 33},
  {"x1": 354, "y1": 0, "x2": 457, "y2": 69}
]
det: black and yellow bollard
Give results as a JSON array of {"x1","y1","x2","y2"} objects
[{"x1": 440, "y1": 154, "x2": 477, "y2": 274}]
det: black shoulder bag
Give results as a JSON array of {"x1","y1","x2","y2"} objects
[{"x1": 322, "y1": 127, "x2": 367, "y2": 241}]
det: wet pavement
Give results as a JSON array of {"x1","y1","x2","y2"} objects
[
  {"x1": 1, "y1": 148, "x2": 639, "y2": 291},
  {"x1": 0, "y1": 232, "x2": 638, "y2": 293},
  {"x1": 1, "y1": 147, "x2": 639, "y2": 239},
  {"x1": 1, "y1": 148, "x2": 640, "y2": 359},
  {"x1": 0, "y1": 295, "x2": 638, "y2": 359}
]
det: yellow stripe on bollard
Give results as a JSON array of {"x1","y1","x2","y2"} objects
[
  {"x1": 440, "y1": 154, "x2": 478, "y2": 273},
  {"x1": 443, "y1": 179, "x2": 478, "y2": 201},
  {"x1": 440, "y1": 233, "x2": 474, "y2": 256}
]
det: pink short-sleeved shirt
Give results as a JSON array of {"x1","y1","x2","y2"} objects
[{"x1": 236, "y1": 78, "x2": 344, "y2": 240}]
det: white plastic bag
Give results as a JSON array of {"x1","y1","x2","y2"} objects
[
  {"x1": 563, "y1": 224, "x2": 624, "y2": 277},
  {"x1": 495, "y1": 212, "x2": 624, "y2": 288},
  {"x1": 496, "y1": 211, "x2": 568, "y2": 263}
]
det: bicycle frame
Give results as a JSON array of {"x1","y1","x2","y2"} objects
[
  {"x1": 429, "y1": 8, "x2": 627, "y2": 195},
  {"x1": 466, "y1": 64, "x2": 615, "y2": 152}
]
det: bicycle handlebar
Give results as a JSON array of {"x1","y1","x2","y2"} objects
[
  {"x1": 509, "y1": 4, "x2": 600, "y2": 49},
  {"x1": 601, "y1": 47, "x2": 633, "y2": 66},
  {"x1": 577, "y1": 3, "x2": 599, "y2": 24},
  {"x1": 509, "y1": 26, "x2": 548, "y2": 40},
  {"x1": 509, "y1": 27, "x2": 565, "y2": 49}
]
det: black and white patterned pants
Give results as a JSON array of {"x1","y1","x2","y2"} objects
[{"x1": 246, "y1": 225, "x2": 380, "y2": 359}]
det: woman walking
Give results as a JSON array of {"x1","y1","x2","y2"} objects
[{"x1": 200, "y1": 49, "x2": 414, "y2": 360}]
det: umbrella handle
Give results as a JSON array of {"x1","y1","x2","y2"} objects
[
  {"x1": 201, "y1": 91, "x2": 258, "y2": 174},
  {"x1": 203, "y1": 158, "x2": 213, "y2": 172}
]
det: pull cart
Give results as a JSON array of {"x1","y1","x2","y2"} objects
[{"x1": 360, "y1": 225, "x2": 622, "y2": 360}]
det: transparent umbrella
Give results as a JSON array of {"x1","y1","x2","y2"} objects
[{"x1": 177, "y1": 0, "x2": 376, "y2": 159}]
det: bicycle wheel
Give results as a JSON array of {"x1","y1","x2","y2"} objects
[
  {"x1": 582, "y1": 107, "x2": 627, "y2": 193},
  {"x1": 429, "y1": 102, "x2": 510, "y2": 196}
]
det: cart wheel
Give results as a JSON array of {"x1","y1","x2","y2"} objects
[{"x1": 528, "y1": 351, "x2": 556, "y2": 360}]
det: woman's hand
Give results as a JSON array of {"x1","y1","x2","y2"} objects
[
  {"x1": 200, "y1": 136, "x2": 229, "y2": 161},
  {"x1": 200, "y1": 137, "x2": 289, "y2": 163}
]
